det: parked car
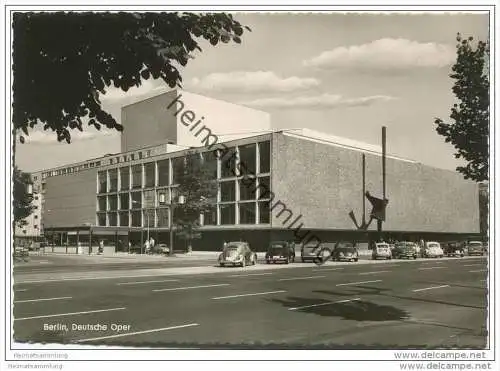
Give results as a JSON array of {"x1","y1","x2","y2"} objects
[
  {"x1": 392, "y1": 242, "x2": 418, "y2": 259},
  {"x1": 423, "y1": 241, "x2": 444, "y2": 258},
  {"x1": 443, "y1": 242, "x2": 465, "y2": 257},
  {"x1": 300, "y1": 241, "x2": 327, "y2": 262},
  {"x1": 466, "y1": 241, "x2": 485, "y2": 256},
  {"x1": 152, "y1": 243, "x2": 170, "y2": 255},
  {"x1": 372, "y1": 242, "x2": 392, "y2": 260},
  {"x1": 218, "y1": 241, "x2": 257, "y2": 267},
  {"x1": 332, "y1": 243, "x2": 359, "y2": 262},
  {"x1": 265, "y1": 241, "x2": 295, "y2": 264}
]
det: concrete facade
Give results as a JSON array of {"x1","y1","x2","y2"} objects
[
  {"x1": 121, "y1": 90, "x2": 271, "y2": 153},
  {"x1": 270, "y1": 133, "x2": 479, "y2": 234}
]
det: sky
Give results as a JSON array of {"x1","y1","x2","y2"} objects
[{"x1": 15, "y1": 12, "x2": 490, "y2": 173}]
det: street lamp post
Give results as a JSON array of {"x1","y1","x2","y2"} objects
[
  {"x1": 132, "y1": 200, "x2": 149, "y2": 254},
  {"x1": 158, "y1": 192, "x2": 185, "y2": 256}
]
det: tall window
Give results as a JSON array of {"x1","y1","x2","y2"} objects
[
  {"x1": 239, "y1": 178, "x2": 256, "y2": 201},
  {"x1": 239, "y1": 202, "x2": 256, "y2": 224},
  {"x1": 98, "y1": 171, "x2": 107, "y2": 193},
  {"x1": 108, "y1": 212, "x2": 117, "y2": 226},
  {"x1": 157, "y1": 208, "x2": 170, "y2": 227},
  {"x1": 259, "y1": 141, "x2": 271, "y2": 173},
  {"x1": 203, "y1": 151, "x2": 218, "y2": 179},
  {"x1": 108, "y1": 169, "x2": 118, "y2": 192},
  {"x1": 157, "y1": 159, "x2": 170, "y2": 186},
  {"x1": 172, "y1": 157, "x2": 185, "y2": 184},
  {"x1": 257, "y1": 176, "x2": 271, "y2": 199},
  {"x1": 144, "y1": 162, "x2": 155, "y2": 188},
  {"x1": 220, "y1": 148, "x2": 237, "y2": 178},
  {"x1": 239, "y1": 144, "x2": 256, "y2": 175},
  {"x1": 220, "y1": 181, "x2": 236, "y2": 202},
  {"x1": 108, "y1": 195, "x2": 118, "y2": 210},
  {"x1": 259, "y1": 201, "x2": 270, "y2": 224},
  {"x1": 97, "y1": 213, "x2": 106, "y2": 226},
  {"x1": 119, "y1": 211, "x2": 129, "y2": 227},
  {"x1": 131, "y1": 165, "x2": 142, "y2": 189},
  {"x1": 143, "y1": 190, "x2": 155, "y2": 208},
  {"x1": 131, "y1": 211, "x2": 141, "y2": 227},
  {"x1": 143, "y1": 209, "x2": 155, "y2": 228},
  {"x1": 97, "y1": 196, "x2": 107, "y2": 211},
  {"x1": 119, "y1": 193, "x2": 129, "y2": 210},
  {"x1": 131, "y1": 192, "x2": 142, "y2": 209},
  {"x1": 119, "y1": 167, "x2": 130, "y2": 191},
  {"x1": 220, "y1": 204, "x2": 235, "y2": 225}
]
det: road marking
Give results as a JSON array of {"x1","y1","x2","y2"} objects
[
  {"x1": 212, "y1": 290, "x2": 286, "y2": 300},
  {"x1": 15, "y1": 289, "x2": 28, "y2": 292},
  {"x1": 228, "y1": 273, "x2": 273, "y2": 277},
  {"x1": 14, "y1": 296, "x2": 72, "y2": 304},
  {"x1": 469, "y1": 269, "x2": 488, "y2": 273},
  {"x1": 463, "y1": 263, "x2": 484, "y2": 267},
  {"x1": 480, "y1": 279, "x2": 487, "y2": 282},
  {"x1": 412, "y1": 285, "x2": 450, "y2": 292},
  {"x1": 358, "y1": 270, "x2": 390, "y2": 275},
  {"x1": 76, "y1": 323, "x2": 199, "y2": 343},
  {"x1": 418, "y1": 267, "x2": 447, "y2": 270},
  {"x1": 336, "y1": 280, "x2": 382, "y2": 286},
  {"x1": 117, "y1": 279, "x2": 179, "y2": 286},
  {"x1": 15, "y1": 307, "x2": 126, "y2": 321},
  {"x1": 278, "y1": 276, "x2": 325, "y2": 282},
  {"x1": 288, "y1": 298, "x2": 361, "y2": 311},
  {"x1": 153, "y1": 284, "x2": 230, "y2": 292},
  {"x1": 312, "y1": 268, "x2": 344, "y2": 272}
]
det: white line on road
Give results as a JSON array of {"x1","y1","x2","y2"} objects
[
  {"x1": 117, "y1": 279, "x2": 179, "y2": 286},
  {"x1": 336, "y1": 280, "x2": 382, "y2": 286},
  {"x1": 358, "y1": 271, "x2": 390, "y2": 275},
  {"x1": 289, "y1": 298, "x2": 361, "y2": 311},
  {"x1": 153, "y1": 284, "x2": 230, "y2": 292},
  {"x1": 228, "y1": 273, "x2": 273, "y2": 277},
  {"x1": 463, "y1": 264, "x2": 484, "y2": 267},
  {"x1": 278, "y1": 276, "x2": 325, "y2": 282},
  {"x1": 15, "y1": 307, "x2": 126, "y2": 321},
  {"x1": 469, "y1": 269, "x2": 488, "y2": 273},
  {"x1": 15, "y1": 289, "x2": 28, "y2": 292},
  {"x1": 312, "y1": 268, "x2": 345, "y2": 272},
  {"x1": 480, "y1": 279, "x2": 487, "y2": 282},
  {"x1": 14, "y1": 296, "x2": 72, "y2": 304},
  {"x1": 418, "y1": 267, "x2": 447, "y2": 270},
  {"x1": 76, "y1": 323, "x2": 199, "y2": 343},
  {"x1": 212, "y1": 290, "x2": 286, "y2": 300},
  {"x1": 412, "y1": 285, "x2": 450, "y2": 292}
]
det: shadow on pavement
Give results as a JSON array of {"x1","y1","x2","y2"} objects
[{"x1": 270, "y1": 296, "x2": 410, "y2": 321}]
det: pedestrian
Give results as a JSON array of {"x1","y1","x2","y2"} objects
[
  {"x1": 99, "y1": 240, "x2": 104, "y2": 255},
  {"x1": 150, "y1": 237, "x2": 155, "y2": 250},
  {"x1": 144, "y1": 239, "x2": 150, "y2": 254}
]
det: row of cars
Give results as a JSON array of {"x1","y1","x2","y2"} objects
[
  {"x1": 371, "y1": 240, "x2": 487, "y2": 260},
  {"x1": 217, "y1": 240, "x2": 487, "y2": 267}
]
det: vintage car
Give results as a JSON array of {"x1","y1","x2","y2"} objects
[
  {"x1": 443, "y1": 242, "x2": 465, "y2": 257},
  {"x1": 372, "y1": 242, "x2": 392, "y2": 260},
  {"x1": 265, "y1": 241, "x2": 295, "y2": 264},
  {"x1": 300, "y1": 241, "x2": 326, "y2": 263},
  {"x1": 423, "y1": 241, "x2": 444, "y2": 258},
  {"x1": 332, "y1": 242, "x2": 359, "y2": 262},
  {"x1": 392, "y1": 241, "x2": 418, "y2": 259},
  {"x1": 218, "y1": 241, "x2": 257, "y2": 267},
  {"x1": 466, "y1": 241, "x2": 485, "y2": 256}
]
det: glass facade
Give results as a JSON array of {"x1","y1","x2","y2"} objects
[
  {"x1": 96, "y1": 140, "x2": 272, "y2": 227},
  {"x1": 120, "y1": 167, "x2": 130, "y2": 191},
  {"x1": 144, "y1": 162, "x2": 155, "y2": 188},
  {"x1": 157, "y1": 160, "x2": 169, "y2": 186},
  {"x1": 109, "y1": 169, "x2": 118, "y2": 192},
  {"x1": 131, "y1": 165, "x2": 142, "y2": 189}
]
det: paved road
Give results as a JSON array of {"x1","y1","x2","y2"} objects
[{"x1": 12, "y1": 256, "x2": 488, "y2": 349}]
